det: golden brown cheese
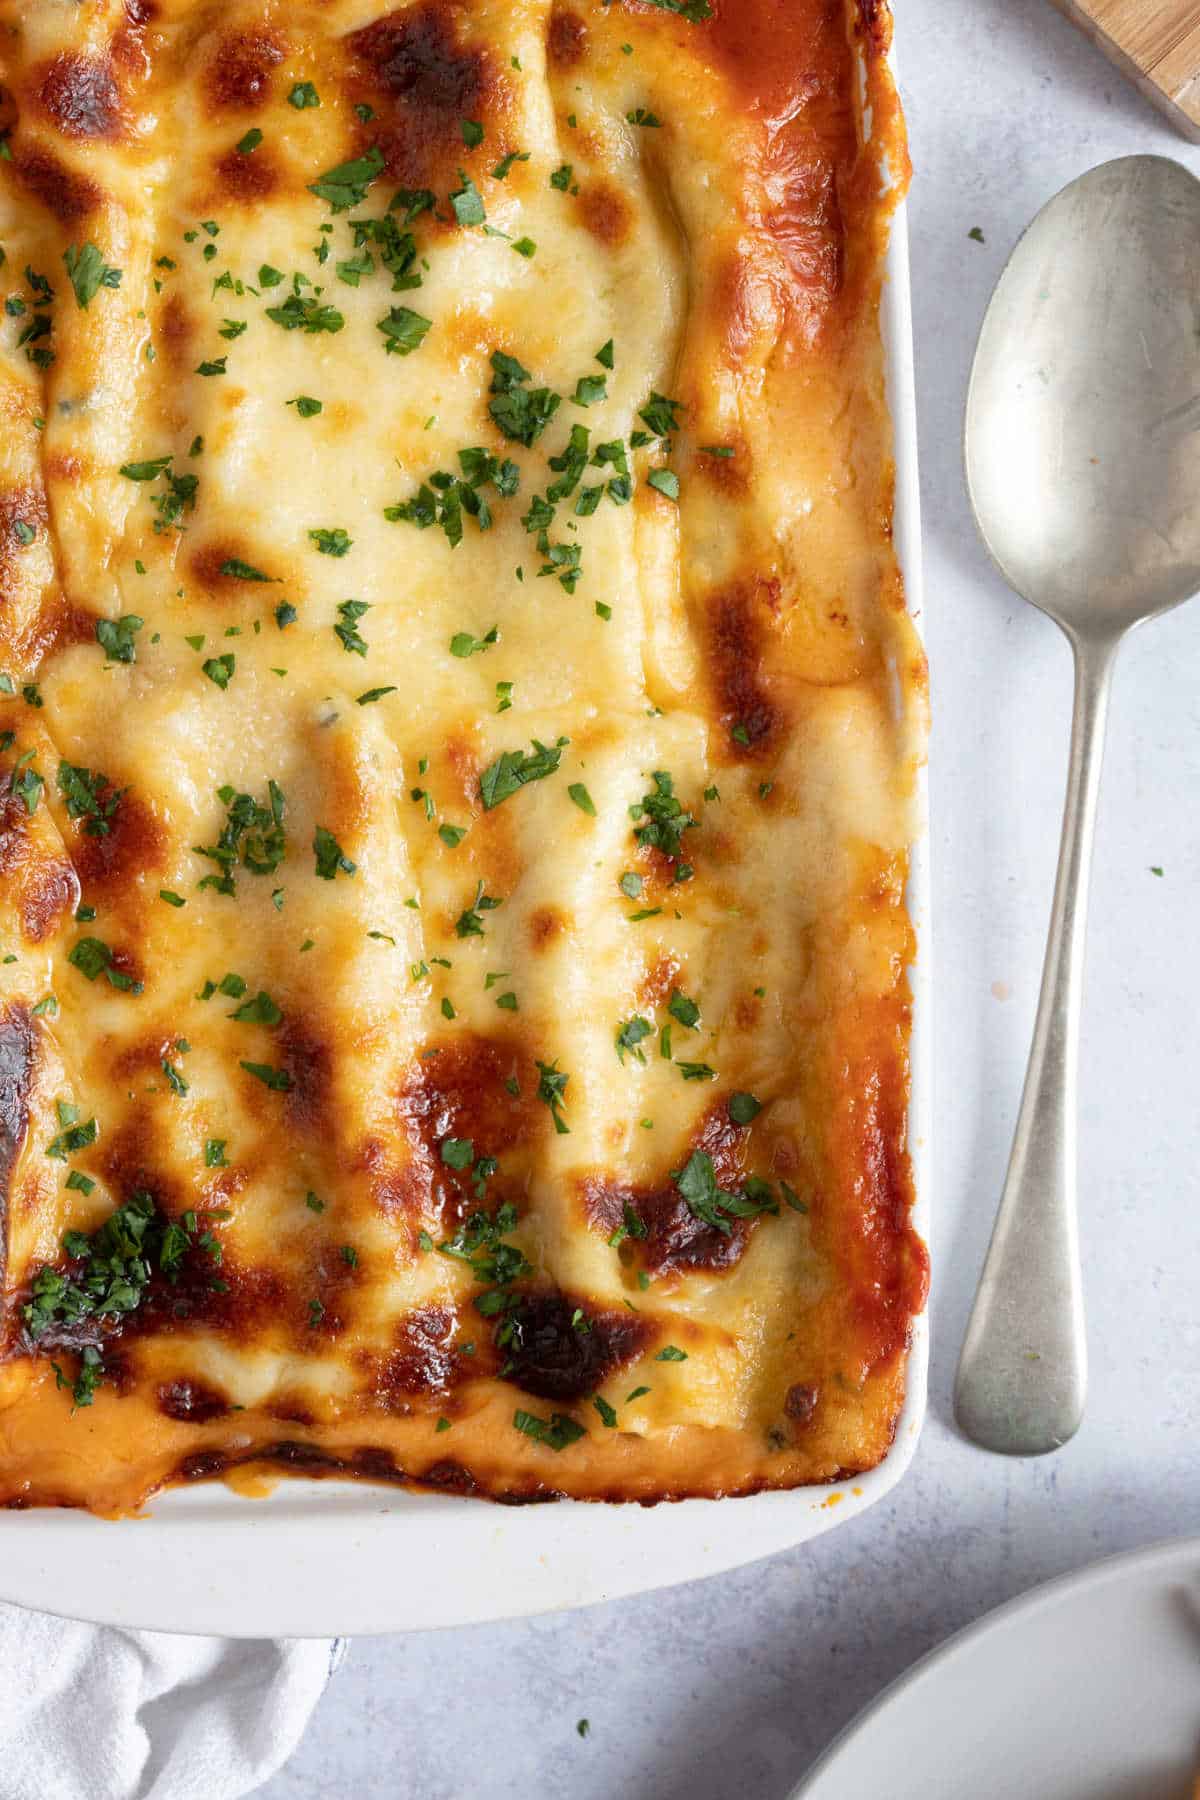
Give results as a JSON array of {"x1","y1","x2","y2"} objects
[{"x1": 0, "y1": 0, "x2": 927, "y2": 1513}]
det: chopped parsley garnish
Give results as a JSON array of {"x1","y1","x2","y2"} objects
[
  {"x1": 549, "y1": 163, "x2": 572, "y2": 191},
  {"x1": 45, "y1": 1101, "x2": 98, "y2": 1162},
  {"x1": 196, "y1": 355, "x2": 227, "y2": 376},
  {"x1": 492, "y1": 150, "x2": 530, "y2": 178},
  {"x1": 595, "y1": 339, "x2": 614, "y2": 368},
  {"x1": 259, "y1": 264, "x2": 285, "y2": 288},
  {"x1": 674, "y1": 1149, "x2": 778, "y2": 1236},
  {"x1": 667, "y1": 990, "x2": 699, "y2": 1029},
  {"x1": 288, "y1": 82, "x2": 321, "y2": 109},
  {"x1": 455, "y1": 880, "x2": 502, "y2": 938},
  {"x1": 205, "y1": 1139, "x2": 228, "y2": 1167},
  {"x1": 193, "y1": 781, "x2": 286, "y2": 895},
  {"x1": 647, "y1": 467, "x2": 679, "y2": 501},
  {"x1": 308, "y1": 146, "x2": 385, "y2": 212},
  {"x1": 449, "y1": 170, "x2": 486, "y2": 226},
  {"x1": 377, "y1": 304, "x2": 432, "y2": 356},
  {"x1": 642, "y1": 0, "x2": 712, "y2": 20},
  {"x1": 357, "y1": 686, "x2": 396, "y2": 705},
  {"x1": 309, "y1": 526, "x2": 351, "y2": 557},
  {"x1": 202, "y1": 653, "x2": 235, "y2": 689},
  {"x1": 162, "y1": 1058, "x2": 189, "y2": 1096},
  {"x1": 57, "y1": 762, "x2": 122, "y2": 837},
  {"x1": 631, "y1": 770, "x2": 697, "y2": 861},
  {"x1": 236, "y1": 127, "x2": 263, "y2": 155},
  {"x1": 512, "y1": 237, "x2": 537, "y2": 259},
  {"x1": 638, "y1": 391, "x2": 684, "y2": 438},
  {"x1": 572, "y1": 374, "x2": 606, "y2": 407},
  {"x1": 968, "y1": 226, "x2": 985, "y2": 243},
  {"x1": 488, "y1": 350, "x2": 561, "y2": 447},
  {"x1": 618, "y1": 872, "x2": 643, "y2": 900},
  {"x1": 334, "y1": 598, "x2": 370, "y2": 655},
  {"x1": 95, "y1": 615, "x2": 143, "y2": 664},
  {"x1": 313, "y1": 825, "x2": 356, "y2": 880},
  {"x1": 627, "y1": 108, "x2": 662, "y2": 128},
  {"x1": 68, "y1": 937, "x2": 140, "y2": 992},
  {"x1": 567, "y1": 782, "x2": 595, "y2": 816},
  {"x1": 230, "y1": 989, "x2": 282, "y2": 1025},
  {"x1": 24, "y1": 1190, "x2": 224, "y2": 1403},
  {"x1": 220, "y1": 558, "x2": 276, "y2": 582},
  {"x1": 63, "y1": 242, "x2": 122, "y2": 309},
  {"x1": 535, "y1": 1058, "x2": 570, "y2": 1134},
  {"x1": 728, "y1": 1091, "x2": 761, "y2": 1124},
  {"x1": 513, "y1": 1408, "x2": 584, "y2": 1451},
  {"x1": 219, "y1": 319, "x2": 247, "y2": 339},
  {"x1": 656, "y1": 1344, "x2": 688, "y2": 1361},
  {"x1": 615, "y1": 1016, "x2": 653, "y2": 1066},
  {"x1": 438, "y1": 823, "x2": 467, "y2": 848},
  {"x1": 265, "y1": 292, "x2": 345, "y2": 334},
  {"x1": 480, "y1": 737, "x2": 568, "y2": 809},
  {"x1": 385, "y1": 448, "x2": 520, "y2": 548},
  {"x1": 288, "y1": 395, "x2": 322, "y2": 417},
  {"x1": 240, "y1": 1060, "x2": 292, "y2": 1091},
  {"x1": 461, "y1": 120, "x2": 484, "y2": 147},
  {"x1": 450, "y1": 625, "x2": 499, "y2": 658}
]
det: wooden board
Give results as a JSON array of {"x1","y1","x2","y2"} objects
[{"x1": 1052, "y1": 0, "x2": 1200, "y2": 141}]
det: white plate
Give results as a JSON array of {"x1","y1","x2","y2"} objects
[
  {"x1": 0, "y1": 210, "x2": 928, "y2": 1643},
  {"x1": 794, "y1": 1537, "x2": 1200, "y2": 1798}
]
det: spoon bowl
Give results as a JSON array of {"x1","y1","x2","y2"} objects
[
  {"x1": 966, "y1": 154, "x2": 1200, "y2": 629},
  {"x1": 956, "y1": 155, "x2": 1200, "y2": 1455}
]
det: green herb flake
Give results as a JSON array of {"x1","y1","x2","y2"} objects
[
  {"x1": 308, "y1": 146, "x2": 385, "y2": 213},
  {"x1": 655, "y1": 1344, "x2": 688, "y2": 1362},
  {"x1": 480, "y1": 736, "x2": 568, "y2": 809},
  {"x1": 288, "y1": 81, "x2": 321, "y2": 109},
  {"x1": 313, "y1": 825, "x2": 356, "y2": 880},
  {"x1": 308, "y1": 526, "x2": 352, "y2": 557},
  {"x1": 63, "y1": 242, "x2": 122, "y2": 309},
  {"x1": 377, "y1": 305, "x2": 432, "y2": 356},
  {"x1": 513, "y1": 1408, "x2": 585, "y2": 1451}
]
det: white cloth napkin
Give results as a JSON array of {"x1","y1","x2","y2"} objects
[{"x1": 0, "y1": 1604, "x2": 343, "y2": 1800}]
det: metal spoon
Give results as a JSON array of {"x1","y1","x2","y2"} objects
[{"x1": 956, "y1": 154, "x2": 1200, "y2": 1456}]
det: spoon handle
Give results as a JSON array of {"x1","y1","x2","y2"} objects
[{"x1": 954, "y1": 632, "x2": 1118, "y2": 1455}]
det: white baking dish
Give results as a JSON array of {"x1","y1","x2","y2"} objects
[{"x1": 0, "y1": 204, "x2": 927, "y2": 1640}]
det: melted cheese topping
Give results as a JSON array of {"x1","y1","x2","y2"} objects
[{"x1": 0, "y1": 0, "x2": 927, "y2": 1512}]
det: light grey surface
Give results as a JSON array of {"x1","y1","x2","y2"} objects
[
  {"x1": 259, "y1": 4, "x2": 1200, "y2": 1795},
  {"x1": 957, "y1": 151, "x2": 1200, "y2": 1454}
]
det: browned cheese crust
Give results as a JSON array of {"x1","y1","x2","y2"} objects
[{"x1": 0, "y1": 0, "x2": 928, "y2": 1514}]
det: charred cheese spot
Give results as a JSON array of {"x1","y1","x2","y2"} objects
[
  {"x1": 203, "y1": 29, "x2": 286, "y2": 113},
  {"x1": 547, "y1": 7, "x2": 588, "y2": 67},
  {"x1": 502, "y1": 1292, "x2": 647, "y2": 1403},
  {"x1": 371, "y1": 1303, "x2": 462, "y2": 1405},
  {"x1": 18, "y1": 858, "x2": 77, "y2": 946},
  {"x1": 212, "y1": 145, "x2": 279, "y2": 203},
  {"x1": 70, "y1": 784, "x2": 167, "y2": 900},
  {"x1": 397, "y1": 1034, "x2": 542, "y2": 1207},
  {"x1": 0, "y1": 487, "x2": 49, "y2": 591},
  {"x1": 0, "y1": 1004, "x2": 34, "y2": 1227},
  {"x1": 576, "y1": 178, "x2": 632, "y2": 247},
  {"x1": 276, "y1": 1015, "x2": 334, "y2": 1137},
  {"x1": 705, "y1": 578, "x2": 781, "y2": 759},
  {"x1": 159, "y1": 291, "x2": 194, "y2": 368},
  {"x1": 12, "y1": 147, "x2": 102, "y2": 222},
  {"x1": 189, "y1": 539, "x2": 285, "y2": 597},
  {"x1": 37, "y1": 54, "x2": 125, "y2": 140},
  {"x1": 346, "y1": 4, "x2": 501, "y2": 187},
  {"x1": 157, "y1": 1379, "x2": 229, "y2": 1422},
  {"x1": 784, "y1": 1382, "x2": 819, "y2": 1427},
  {"x1": 527, "y1": 905, "x2": 566, "y2": 951}
]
